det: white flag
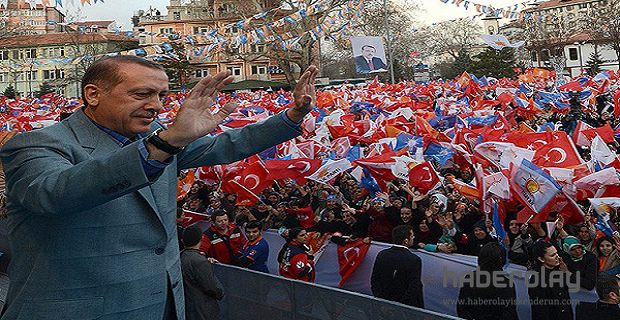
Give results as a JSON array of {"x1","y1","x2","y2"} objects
[
  {"x1": 391, "y1": 155, "x2": 417, "y2": 181},
  {"x1": 591, "y1": 135, "x2": 616, "y2": 165},
  {"x1": 307, "y1": 159, "x2": 352, "y2": 184}
]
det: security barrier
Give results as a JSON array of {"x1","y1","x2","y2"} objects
[{"x1": 212, "y1": 264, "x2": 460, "y2": 320}]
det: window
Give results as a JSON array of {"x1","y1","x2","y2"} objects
[
  {"x1": 226, "y1": 66, "x2": 241, "y2": 76},
  {"x1": 251, "y1": 65, "x2": 267, "y2": 75},
  {"x1": 159, "y1": 27, "x2": 174, "y2": 34},
  {"x1": 541, "y1": 49, "x2": 550, "y2": 61},
  {"x1": 47, "y1": 47, "x2": 65, "y2": 57},
  {"x1": 195, "y1": 69, "x2": 209, "y2": 78},
  {"x1": 173, "y1": 12, "x2": 181, "y2": 20},
  {"x1": 0, "y1": 72, "x2": 7, "y2": 82},
  {"x1": 193, "y1": 26, "x2": 210, "y2": 34},
  {"x1": 12, "y1": 49, "x2": 37, "y2": 60},
  {"x1": 43, "y1": 69, "x2": 64, "y2": 80},
  {"x1": 0, "y1": 50, "x2": 8, "y2": 60},
  {"x1": 25, "y1": 71, "x2": 36, "y2": 81},
  {"x1": 26, "y1": 49, "x2": 36, "y2": 59},
  {"x1": 250, "y1": 44, "x2": 265, "y2": 53},
  {"x1": 569, "y1": 48, "x2": 579, "y2": 61},
  {"x1": 531, "y1": 51, "x2": 538, "y2": 62}
]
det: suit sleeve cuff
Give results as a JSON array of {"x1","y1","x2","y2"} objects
[
  {"x1": 139, "y1": 139, "x2": 172, "y2": 178},
  {"x1": 280, "y1": 111, "x2": 303, "y2": 133}
]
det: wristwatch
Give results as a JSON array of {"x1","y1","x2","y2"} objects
[{"x1": 145, "y1": 128, "x2": 184, "y2": 155}]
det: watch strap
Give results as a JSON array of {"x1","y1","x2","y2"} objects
[{"x1": 146, "y1": 129, "x2": 184, "y2": 155}]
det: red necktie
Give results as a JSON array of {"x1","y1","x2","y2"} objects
[{"x1": 368, "y1": 59, "x2": 374, "y2": 71}]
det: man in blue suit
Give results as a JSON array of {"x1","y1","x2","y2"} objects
[
  {"x1": 0, "y1": 55, "x2": 318, "y2": 320},
  {"x1": 354, "y1": 45, "x2": 388, "y2": 74}
]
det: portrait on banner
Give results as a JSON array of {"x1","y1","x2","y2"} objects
[{"x1": 350, "y1": 36, "x2": 388, "y2": 74}]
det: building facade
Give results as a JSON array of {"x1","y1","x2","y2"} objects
[
  {"x1": 0, "y1": 1, "x2": 65, "y2": 35},
  {"x1": 0, "y1": 1, "x2": 139, "y2": 97},
  {"x1": 508, "y1": 0, "x2": 619, "y2": 76},
  {"x1": 0, "y1": 33, "x2": 138, "y2": 97},
  {"x1": 134, "y1": 0, "x2": 298, "y2": 85}
]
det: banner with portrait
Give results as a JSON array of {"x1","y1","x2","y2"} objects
[{"x1": 350, "y1": 36, "x2": 388, "y2": 74}]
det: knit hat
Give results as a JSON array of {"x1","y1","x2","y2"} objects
[
  {"x1": 182, "y1": 226, "x2": 203, "y2": 248},
  {"x1": 562, "y1": 236, "x2": 584, "y2": 253},
  {"x1": 473, "y1": 219, "x2": 487, "y2": 232}
]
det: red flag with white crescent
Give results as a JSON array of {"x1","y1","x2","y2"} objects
[{"x1": 337, "y1": 239, "x2": 370, "y2": 288}]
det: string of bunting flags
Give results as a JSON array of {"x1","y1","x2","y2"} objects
[
  {"x1": 3, "y1": 3, "x2": 364, "y2": 68},
  {"x1": 435, "y1": 0, "x2": 559, "y2": 23},
  {"x1": 0, "y1": 0, "x2": 103, "y2": 9}
]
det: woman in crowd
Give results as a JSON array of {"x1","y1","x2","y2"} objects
[
  {"x1": 464, "y1": 219, "x2": 497, "y2": 256},
  {"x1": 457, "y1": 242, "x2": 518, "y2": 320},
  {"x1": 277, "y1": 227, "x2": 316, "y2": 282},
  {"x1": 596, "y1": 234, "x2": 620, "y2": 276},
  {"x1": 505, "y1": 216, "x2": 532, "y2": 266},
  {"x1": 527, "y1": 240, "x2": 574, "y2": 320}
]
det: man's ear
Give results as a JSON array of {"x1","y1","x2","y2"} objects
[{"x1": 83, "y1": 83, "x2": 101, "y2": 107}]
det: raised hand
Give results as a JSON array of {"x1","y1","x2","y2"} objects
[
  {"x1": 161, "y1": 70, "x2": 237, "y2": 147},
  {"x1": 287, "y1": 65, "x2": 319, "y2": 123}
]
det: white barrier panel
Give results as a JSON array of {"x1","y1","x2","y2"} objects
[{"x1": 263, "y1": 231, "x2": 598, "y2": 320}]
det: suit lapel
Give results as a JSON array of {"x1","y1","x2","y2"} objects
[{"x1": 64, "y1": 110, "x2": 162, "y2": 218}]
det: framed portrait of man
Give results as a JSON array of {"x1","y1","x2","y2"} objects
[{"x1": 350, "y1": 36, "x2": 388, "y2": 74}]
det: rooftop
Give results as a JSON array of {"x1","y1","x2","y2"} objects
[
  {"x1": 0, "y1": 33, "x2": 137, "y2": 48},
  {"x1": 534, "y1": 0, "x2": 600, "y2": 10}
]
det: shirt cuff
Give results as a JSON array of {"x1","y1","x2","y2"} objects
[
  {"x1": 280, "y1": 110, "x2": 303, "y2": 132},
  {"x1": 139, "y1": 139, "x2": 172, "y2": 178}
]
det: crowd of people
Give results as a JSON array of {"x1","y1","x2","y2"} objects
[
  {"x1": 2, "y1": 60, "x2": 620, "y2": 320},
  {"x1": 170, "y1": 68, "x2": 620, "y2": 319}
]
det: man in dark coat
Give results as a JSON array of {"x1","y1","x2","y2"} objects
[
  {"x1": 576, "y1": 274, "x2": 620, "y2": 320},
  {"x1": 354, "y1": 45, "x2": 388, "y2": 74},
  {"x1": 457, "y1": 243, "x2": 518, "y2": 320},
  {"x1": 371, "y1": 225, "x2": 424, "y2": 308},
  {"x1": 181, "y1": 226, "x2": 224, "y2": 320}
]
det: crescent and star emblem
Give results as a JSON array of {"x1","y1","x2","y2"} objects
[{"x1": 244, "y1": 174, "x2": 260, "y2": 190}]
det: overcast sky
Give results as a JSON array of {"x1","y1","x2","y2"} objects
[{"x1": 66, "y1": 0, "x2": 522, "y2": 30}]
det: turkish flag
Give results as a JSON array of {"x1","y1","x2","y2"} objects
[
  {"x1": 506, "y1": 131, "x2": 552, "y2": 150},
  {"x1": 337, "y1": 239, "x2": 370, "y2": 288},
  {"x1": 331, "y1": 137, "x2": 352, "y2": 159},
  {"x1": 532, "y1": 132, "x2": 583, "y2": 168},
  {"x1": 582, "y1": 123, "x2": 616, "y2": 144},
  {"x1": 265, "y1": 158, "x2": 322, "y2": 185},
  {"x1": 236, "y1": 161, "x2": 272, "y2": 195},
  {"x1": 179, "y1": 209, "x2": 210, "y2": 228},
  {"x1": 196, "y1": 165, "x2": 223, "y2": 184},
  {"x1": 354, "y1": 149, "x2": 405, "y2": 190},
  {"x1": 553, "y1": 192, "x2": 585, "y2": 225},
  {"x1": 453, "y1": 127, "x2": 478, "y2": 152},
  {"x1": 408, "y1": 161, "x2": 441, "y2": 194},
  {"x1": 613, "y1": 88, "x2": 620, "y2": 118},
  {"x1": 228, "y1": 180, "x2": 261, "y2": 206}
]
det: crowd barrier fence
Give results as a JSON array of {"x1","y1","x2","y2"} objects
[
  {"x1": 212, "y1": 263, "x2": 460, "y2": 320},
  {"x1": 261, "y1": 230, "x2": 598, "y2": 320}
]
